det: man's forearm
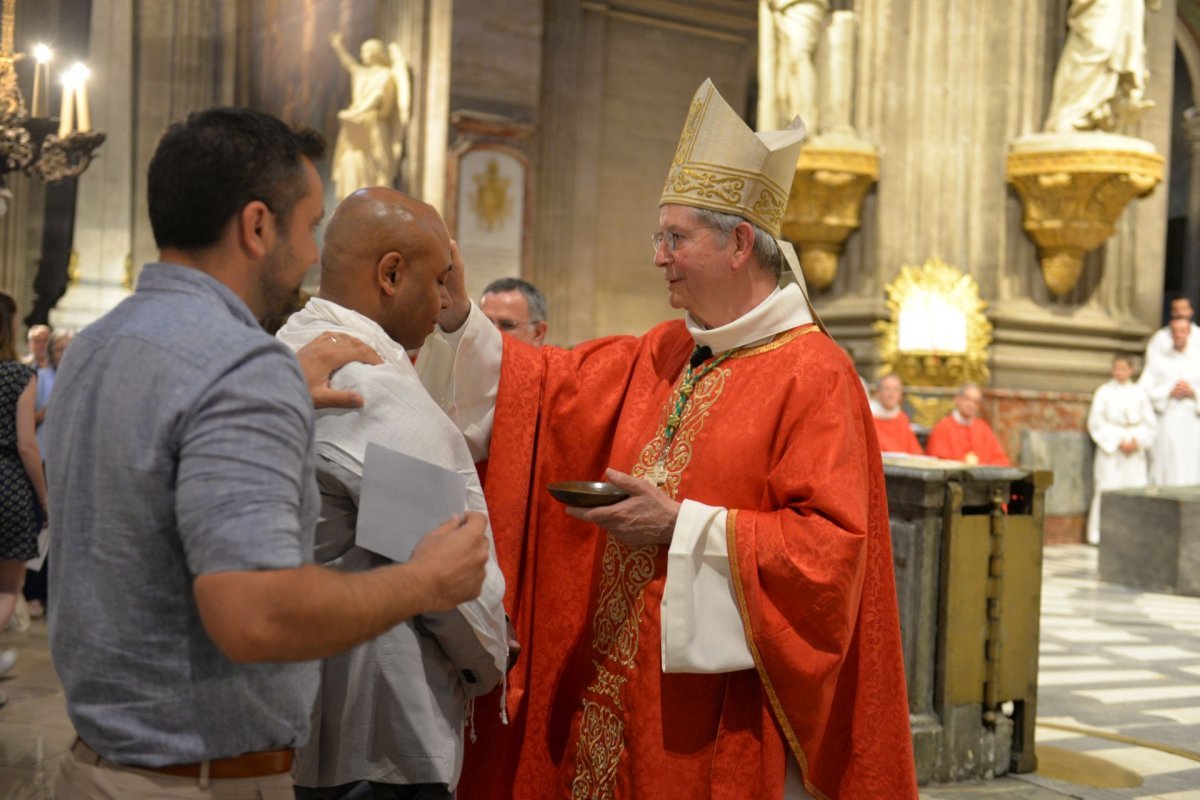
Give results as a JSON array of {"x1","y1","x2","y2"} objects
[{"x1": 194, "y1": 561, "x2": 443, "y2": 664}]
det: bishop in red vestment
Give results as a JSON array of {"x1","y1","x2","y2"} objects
[
  {"x1": 925, "y1": 383, "x2": 1010, "y2": 466},
  {"x1": 421, "y1": 80, "x2": 917, "y2": 800},
  {"x1": 873, "y1": 374, "x2": 923, "y2": 455}
]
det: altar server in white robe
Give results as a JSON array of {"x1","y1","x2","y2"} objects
[
  {"x1": 1144, "y1": 296, "x2": 1199, "y2": 368},
  {"x1": 1139, "y1": 318, "x2": 1200, "y2": 488},
  {"x1": 1086, "y1": 355, "x2": 1155, "y2": 544}
]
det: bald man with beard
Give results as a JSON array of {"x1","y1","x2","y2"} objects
[{"x1": 276, "y1": 188, "x2": 509, "y2": 800}]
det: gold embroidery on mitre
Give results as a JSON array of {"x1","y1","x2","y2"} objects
[
  {"x1": 671, "y1": 92, "x2": 708, "y2": 168},
  {"x1": 659, "y1": 79, "x2": 806, "y2": 239},
  {"x1": 669, "y1": 168, "x2": 745, "y2": 205},
  {"x1": 571, "y1": 699, "x2": 623, "y2": 800},
  {"x1": 752, "y1": 186, "x2": 788, "y2": 231}
]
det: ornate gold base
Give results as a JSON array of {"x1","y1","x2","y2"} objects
[
  {"x1": 1038, "y1": 249, "x2": 1085, "y2": 297},
  {"x1": 781, "y1": 142, "x2": 879, "y2": 291},
  {"x1": 798, "y1": 244, "x2": 840, "y2": 290},
  {"x1": 1007, "y1": 134, "x2": 1163, "y2": 297}
]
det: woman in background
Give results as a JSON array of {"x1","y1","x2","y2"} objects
[{"x1": 0, "y1": 293, "x2": 48, "y2": 705}]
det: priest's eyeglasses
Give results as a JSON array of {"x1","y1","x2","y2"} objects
[
  {"x1": 650, "y1": 227, "x2": 712, "y2": 253},
  {"x1": 492, "y1": 319, "x2": 539, "y2": 332}
]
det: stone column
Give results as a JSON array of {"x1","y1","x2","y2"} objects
[
  {"x1": 50, "y1": 0, "x2": 134, "y2": 329},
  {"x1": 533, "y1": 0, "x2": 599, "y2": 345},
  {"x1": 0, "y1": 172, "x2": 43, "y2": 322},
  {"x1": 379, "y1": 0, "x2": 451, "y2": 212},
  {"x1": 1182, "y1": 106, "x2": 1200, "y2": 310}
]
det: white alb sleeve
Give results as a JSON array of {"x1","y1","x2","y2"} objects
[
  {"x1": 415, "y1": 302, "x2": 502, "y2": 461},
  {"x1": 661, "y1": 499, "x2": 754, "y2": 673}
]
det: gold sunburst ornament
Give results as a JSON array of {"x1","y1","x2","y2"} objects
[{"x1": 874, "y1": 257, "x2": 992, "y2": 396}]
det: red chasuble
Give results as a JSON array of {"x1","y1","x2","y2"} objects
[
  {"x1": 873, "y1": 412, "x2": 924, "y2": 455},
  {"x1": 925, "y1": 415, "x2": 1010, "y2": 466},
  {"x1": 460, "y1": 321, "x2": 917, "y2": 800}
]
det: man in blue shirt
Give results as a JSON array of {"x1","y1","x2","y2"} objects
[{"x1": 46, "y1": 107, "x2": 490, "y2": 799}]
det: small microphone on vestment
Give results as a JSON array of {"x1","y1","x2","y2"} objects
[{"x1": 690, "y1": 346, "x2": 713, "y2": 369}]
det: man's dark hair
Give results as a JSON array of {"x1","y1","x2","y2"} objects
[
  {"x1": 481, "y1": 277, "x2": 548, "y2": 322},
  {"x1": 147, "y1": 107, "x2": 326, "y2": 251},
  {"x1": 1169, "y1": 295, "x2": 1194, "y2": 318}
]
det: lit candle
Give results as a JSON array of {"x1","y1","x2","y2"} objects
[
  {"x1": 31, "y1": 44, "x2": 52, "y2": 117},
  {"x1": 71, "y1": 64, "x2": 91, "y2": 133},
  {"x1": 58, "y1": 72, "x2": 76, "y2": 138}
]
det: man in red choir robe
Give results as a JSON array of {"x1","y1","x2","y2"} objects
[
  {"x1": 873, "y1": 373, "x2": 923, "y2": 455},
  {"x1": 925, "y1": 382, "x2": 1011, "y2": 466},
  {"x1": 419, "y1": 79, "x2": 917, "y2": 800}
]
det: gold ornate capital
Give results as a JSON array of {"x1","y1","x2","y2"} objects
[
  {"x1": 1006, "y1": 138, "x2": 1163, "y2": 296},
  {"x1": 780, "y1": 144, "x2": 879, "y2": 290}
]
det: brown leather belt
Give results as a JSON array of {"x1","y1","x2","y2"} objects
[
  {"x1": 149, "y1": 748, "x2": 294, "y2": 779},
  {"x1": 75, "y1": 739, "x2": 294, "y2": 779}
]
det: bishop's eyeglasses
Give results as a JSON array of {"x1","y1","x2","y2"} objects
[{"x1": 650, "y1": 226, "x2": 713, "y2": 253}]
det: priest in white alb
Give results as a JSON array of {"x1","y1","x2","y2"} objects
[
  {"x1": 1086, "y1": 355, "x2": 1155, "y2": 545},
  {"x1": 1139, "y1": 318, "x2": 1200, "y2": 487}
]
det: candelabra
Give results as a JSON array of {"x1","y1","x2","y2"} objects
[{"x1": 0, "y1": 0, "x2": 104, "y2": 184}]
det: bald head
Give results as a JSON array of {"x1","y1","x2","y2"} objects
[{"x1": 320, "y1": 188, "x2": 454, "y2": 349}]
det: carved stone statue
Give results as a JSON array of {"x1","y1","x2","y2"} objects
[
  {"x1": 758, "y1": 0, "x2": 830, "y2": 132},
  {"x1": 329, "y1": 33, "x2": 412, "y2": 200},
  {"x1": 1043, "y1": 0, "x2": 1160, "y2": 133}
]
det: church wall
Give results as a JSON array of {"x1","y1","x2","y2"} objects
[
  {"x1": 532, "y1": 1, "x2": 757, "y2": 343},
  {"x1": 591, "y1": 19, "x2": 753, "y2": 337},
  {"x1": 449, "y1": 0, "x2": 542, "y2": 122},
  {"x1": 17, "y1": 0, "x2": 1184, "y2": 407}
]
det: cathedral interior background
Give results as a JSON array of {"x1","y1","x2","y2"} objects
[{"x1": 3, "y1": 0, "x2": 1200, "y2": 542}]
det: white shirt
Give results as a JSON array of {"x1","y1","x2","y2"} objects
[{"x1": 279, "y1": 298, "x2": 508, "y2": 790}]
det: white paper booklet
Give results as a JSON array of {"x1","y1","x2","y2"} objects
[{"x1": 356, "y1": 441, "x2": 468, "y2": 563}]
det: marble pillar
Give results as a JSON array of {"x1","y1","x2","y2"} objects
[
  {"x1": 379, "y1": 0, "x2": 451, "y2": 212},
  {"x1": 0, "y1": 172, "x2": 42, "y2": 325},
  {"x1": 1182, "y1": 106, "x2": 1200, "y2": 309},
  {"x1": 50, "y1": 0, "x2": 133, "y2": 330},
  {"x1": 534, "y1": 0, "x2": 598, "y2": 346}
]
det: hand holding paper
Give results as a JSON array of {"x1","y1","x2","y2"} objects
[
  {"x1": 409, "y1": 512, "x2": 490, "y2": 612},
  {"x1": 356, "y1": 442, "x2": 488, "y2": 609}
]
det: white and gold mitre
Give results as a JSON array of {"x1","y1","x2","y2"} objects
[{"x1": 660, "y1": 78, "x2": 807, "y2": 238}]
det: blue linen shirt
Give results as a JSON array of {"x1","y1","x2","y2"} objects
[{"x1": 46, "y1": 262, "x2": 320, "y2": 766}]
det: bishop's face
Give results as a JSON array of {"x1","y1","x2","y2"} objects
[{"x1": 653, "y1": 204, "x2": 733, "y2": 329}]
